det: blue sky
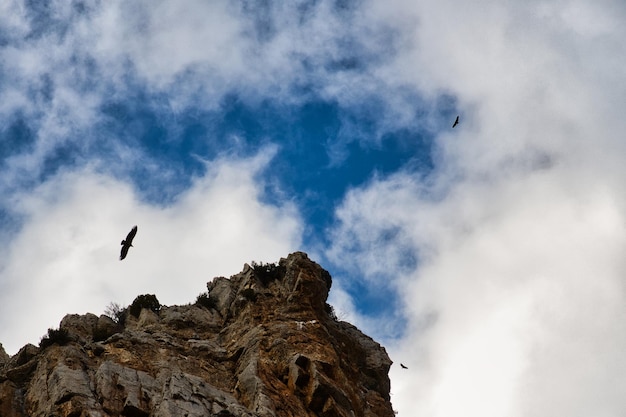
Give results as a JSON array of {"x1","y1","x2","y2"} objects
[{"x1": 1, "y1": 1, "x2": 626, "y2": 416}]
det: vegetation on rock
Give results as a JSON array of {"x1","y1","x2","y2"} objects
[
  {"x1": 129, "y1": 294, "x2": 161, "y2": 318},
  {"x1": 39, "y1": 327, "x2": 70, "y2": 349},
  {"x1": 195, "y1": 292, "x2": 216, "y2": 310},
  {"x1": 251, "y1": 261, "x2": 286, "y2": 286},
  {"x1": 0, "y1": 253, "x2": 393, "y2": 417}
]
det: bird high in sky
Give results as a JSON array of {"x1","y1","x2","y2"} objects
[
  {"x1": 0, "y1": 2, "x2": 625, "y2": 416},
  {"x1": 119, "y1": 226, "x2": 138, "y2": 261}
]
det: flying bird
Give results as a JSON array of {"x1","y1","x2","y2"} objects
[
  {"x1": 400, "y1": 363, "x2": 408, "y2": 369},
  {"x1": 452, "y1": 115, "x2": 460, "y2": 128},
  {"x1": 119, "y1": 225, "x2": 138, "y2": 260}
]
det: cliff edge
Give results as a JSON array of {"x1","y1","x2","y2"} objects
[{"x1": 0, "y1": 252, "x2": 394, "y2": 417}]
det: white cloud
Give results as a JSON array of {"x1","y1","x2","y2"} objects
[
  {"x1": 335, "y1": 166, "x2": 626, "y2": 417},
  {"x1": 88, "y1": 0, "x2": 248, "y2": 94},
  {"x1": 0, "y1": 0, "x2": 419, "y2": 190},
  {"x1": 0, "y1": 150, "x2": 302, "y2": 355},
  {"x1": 1, "y1": 1, "x2": 625, "y2": 415},
  {"x1": 81, "y1": 0, "x2": 426, "y2": 122},
  {"x1": 326, "y1": 1, "x2": 626, "y2": 416}
]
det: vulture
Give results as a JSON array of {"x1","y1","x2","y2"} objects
[
  {"x1": 119, "y1": 225, "x2": 138, "y2": 260},
  {"x1": 452, "y1": 115, "x2": 460, "y2": 128},
  {"x1": 400, "y1": 363, "x2": 408, "y2": 369}
]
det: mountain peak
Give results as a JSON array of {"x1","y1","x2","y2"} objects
[{"x1": 0, "y1": 252, "x2": 394, "y2": 417}]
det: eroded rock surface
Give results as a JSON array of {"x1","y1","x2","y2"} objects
[{"x1": 0, "y1": 252, "x2": 394, "y2": 417}]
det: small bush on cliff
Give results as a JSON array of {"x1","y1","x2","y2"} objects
[
  {"x1": 325, "y1": 303, "x2": 338, "y2": 321},
  {"x1": 129, "y1": 294, "x2": 161, "y2": 318},
  {"x1": 40, "y1": 327, "x2": 70, "y2": 349},
  {"x1": 195, "y1": 292, "x2": 216, "y2": 310},
  {"x1": 104, "y1": 302, "x2": 127, "y2": 325},
  {"x1": 251, "y1": 261, "x2": 285, "y2": 286}
]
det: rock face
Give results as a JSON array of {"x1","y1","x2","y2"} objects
[{"x1": 0, "y1": 252, "x2": 394, "y2": 417}]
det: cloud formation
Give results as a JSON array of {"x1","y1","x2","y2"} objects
[
  {"x1": 1, "y1": 1, "x2": 625, "y2": 416},
  {"x1": 326, "y1": 1, "x2": 626, "y2": 416},
  {"x1": 0, "y1": 151, "x2": 302, "y2": 355}
]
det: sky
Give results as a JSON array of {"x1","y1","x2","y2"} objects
[{"x1": 0, "y1": 0, "x2": 625, "y2": 416}]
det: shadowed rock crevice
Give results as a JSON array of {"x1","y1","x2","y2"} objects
[{"x1": 0, "y1": 252, "x2": 393, "y2": 417}]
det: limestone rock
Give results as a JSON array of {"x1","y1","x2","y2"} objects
[
  {"x1": 60, "y1": 313, "x2": 99, "y2": 343},
  {"x1": 0, "y1": 252, "x2": 394, "y2": 416},
  {"x1": 0, "y1": 344, "x2": 9, "y2": 367}
]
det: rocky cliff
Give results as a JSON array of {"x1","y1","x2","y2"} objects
[{"x1": 0, "y1": 252, "x2": 394, "y2": 417}]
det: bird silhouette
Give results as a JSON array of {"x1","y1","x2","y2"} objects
[
  {"x1": 400, "y1": 363, "x2": 408, "y2": 369},
  {"x1": 452, "y1": 115, "x2": 460, "y2": 128},
  {"x1": 119, "y1": 225, "x2": 137, "y2": 260}
]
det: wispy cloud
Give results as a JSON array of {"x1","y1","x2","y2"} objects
[{"x1": 0, "y1": 0, "x2": 434, "y2": 198}]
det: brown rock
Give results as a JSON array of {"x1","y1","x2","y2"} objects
[
  {"x1": 0, "y1": 252, "x2": 394, "y2": 417},
  {"x1": 0, "y1": 381, "x2": 25, "y2": 417},
  {"x1": 0, "y1": 343, "x2": 9, "y2": 367}
]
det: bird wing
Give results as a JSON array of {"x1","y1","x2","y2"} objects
[
  {"x1": 125, "y1": 225, "x2": 138, "y2": 244},
  {"x1": 119, "y1": 226, "x2": 137, "y2": 260},
  {"x1": 120, "y1": 244, "x2": 129, "y2": 260}
]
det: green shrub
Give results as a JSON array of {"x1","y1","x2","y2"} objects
[
  {"x1": 324, "y1": 303, "x2": 338, "y2": 321},
  {"x1": 251, "y1": 261, "x2": 285, "y2": 286},
  {"x1": 40, "y1": 327, "x2": 70, "y2": 349},
  {"x1": 129, "y1": 294, "x2": 161, "y2": 318},
  {"x1": 195, "y1": 292, "x2": 216, "y2": 310}
]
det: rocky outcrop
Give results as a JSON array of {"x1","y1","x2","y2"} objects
[{"x1": 0, "y1": 252, "x2": 394, "y2": 417}]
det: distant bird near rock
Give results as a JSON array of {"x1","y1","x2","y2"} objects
[
  {"x1": 452, "y1": 115, "x2": 460, "y2": 128},
  {"x1": 119, "y1": 225, "x2": 137, "y2": 260},
  {"x1": 400, "y1": 363, "x2": 408, "y2": 369}
]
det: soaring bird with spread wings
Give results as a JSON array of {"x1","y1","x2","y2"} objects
[
  {"x1": 452, "y1": 115, "x2": 460, "y2": 128},
  {"x1": 119, "y1": 225, "x2": 137, "y2": 260}
]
